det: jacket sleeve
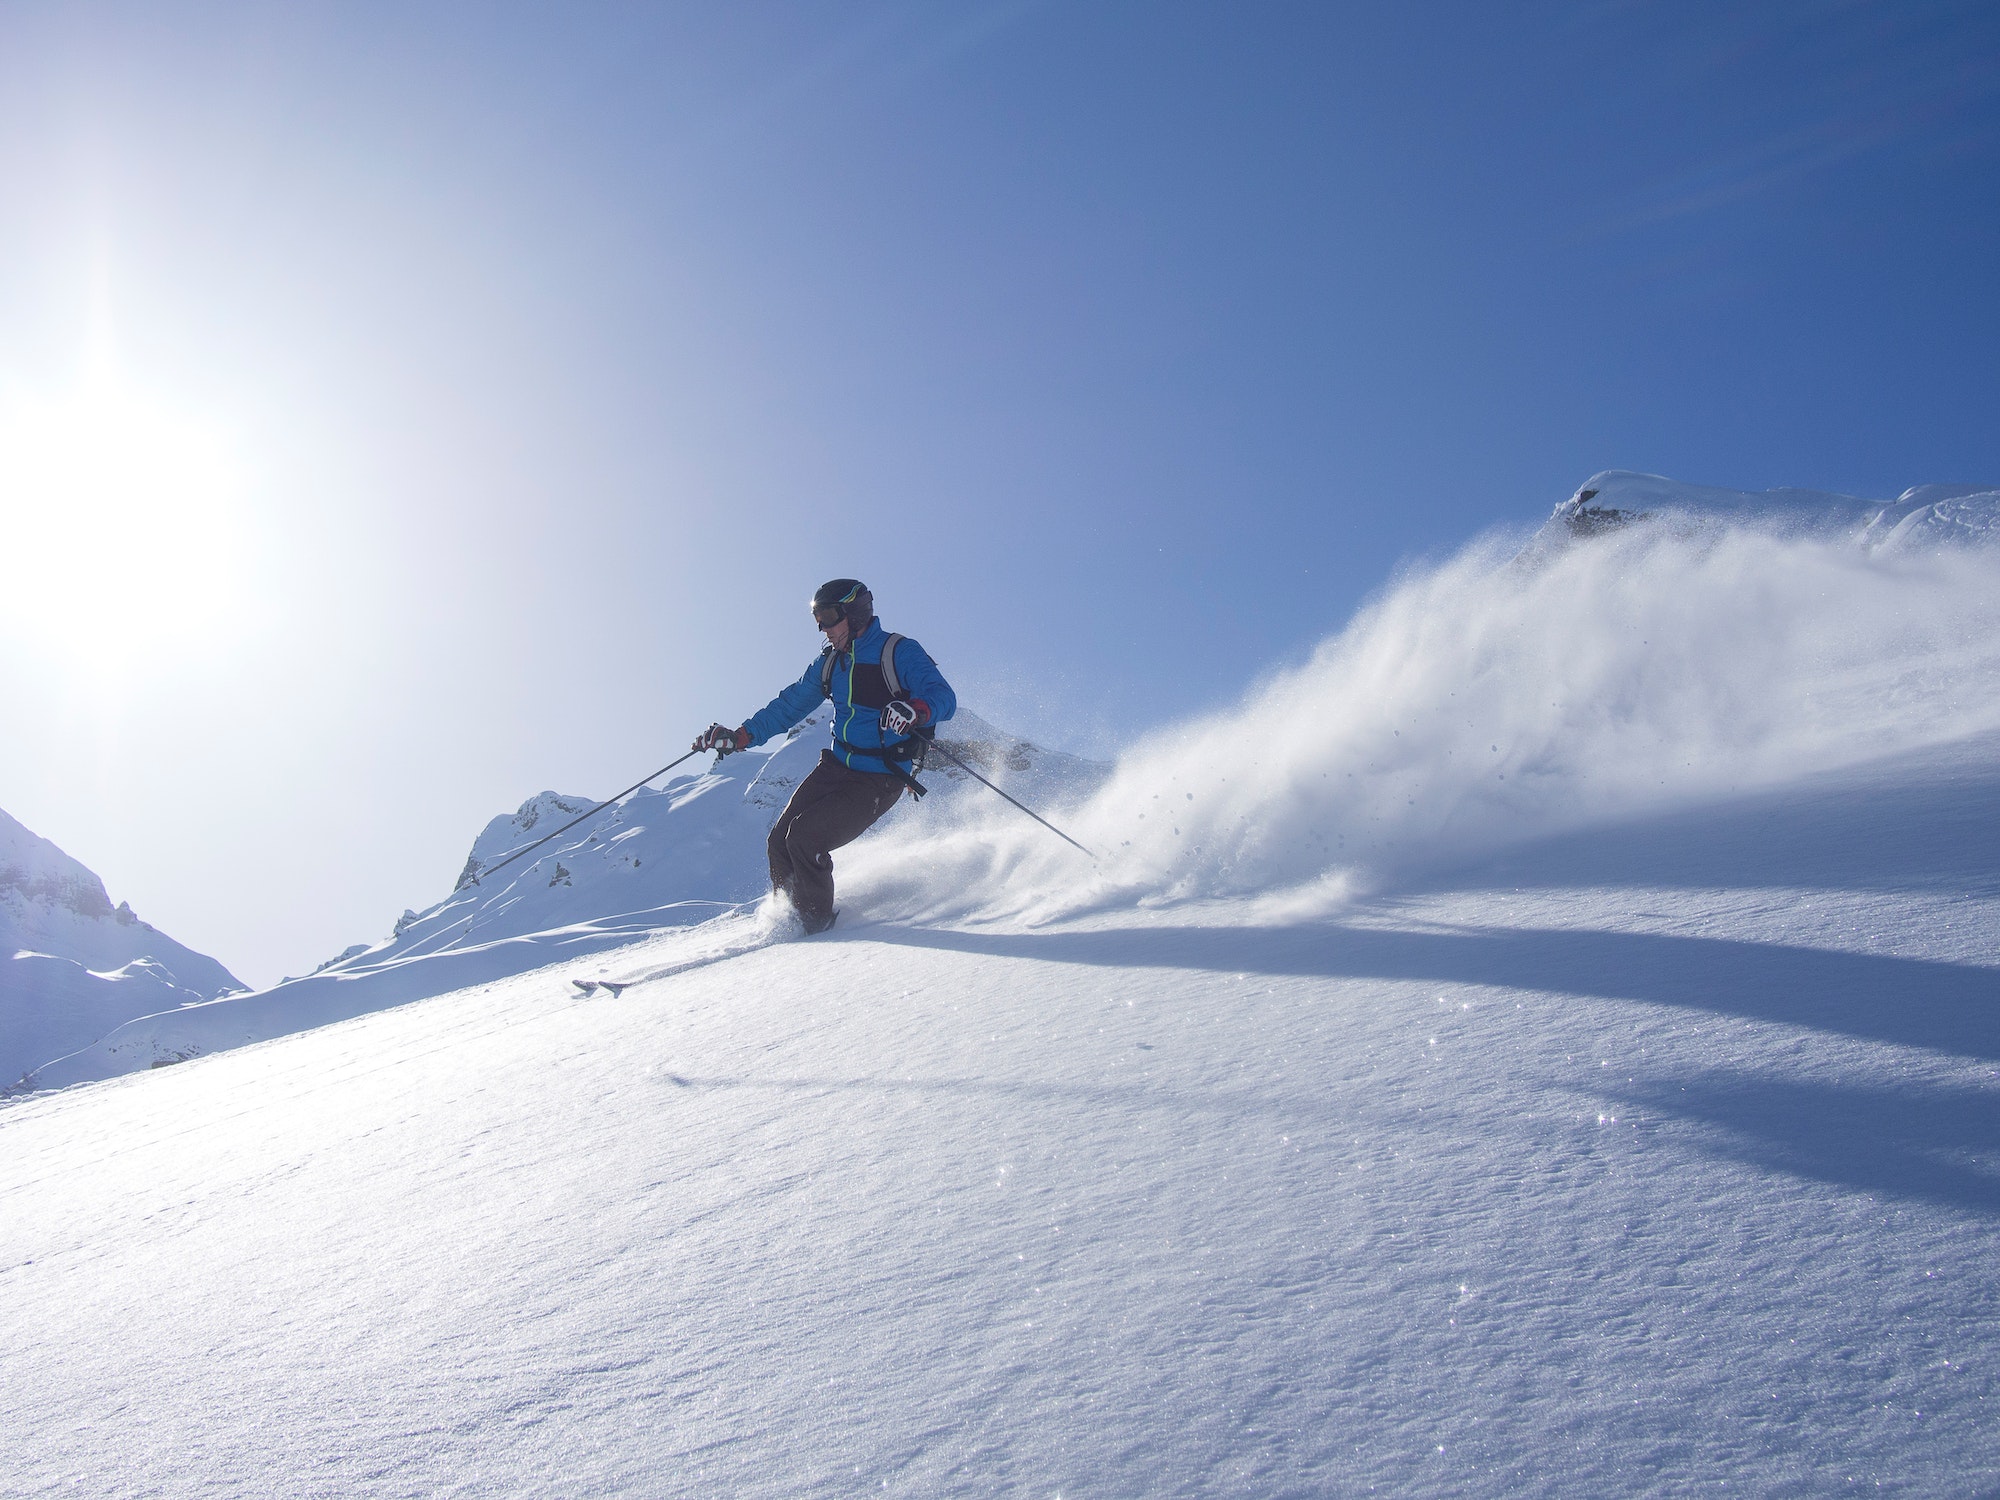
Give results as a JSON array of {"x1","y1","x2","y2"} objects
[
  {"x1": 741, "y1": 655, "x2": 831, "y2": 747},
  {"x1": 894, "y1": 638, "x2": 956, "y2": 726}
]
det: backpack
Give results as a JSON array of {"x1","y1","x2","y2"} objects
[{"x1": 820, "y1": 633, "x2": 936, "y2": 795}]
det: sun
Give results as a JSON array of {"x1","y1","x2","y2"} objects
[{"x1": 0, "y1": 372, "x2": 247, "y2": 675}]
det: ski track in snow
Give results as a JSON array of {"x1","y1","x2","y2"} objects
[{"x1": 4, "y1": 515, "x2": 2000, "y2": 1494}]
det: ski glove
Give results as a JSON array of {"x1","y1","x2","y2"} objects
[
  {"x1": 878, "y1": 698, "x2": 928, "y2": 736},
  {"x1": 695, "y1": 723, "x2": 751, "y2": 755}
]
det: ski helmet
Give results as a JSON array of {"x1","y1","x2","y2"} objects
[{"x1": 811, "y1": 578, "x2": 873, "y2": 632}]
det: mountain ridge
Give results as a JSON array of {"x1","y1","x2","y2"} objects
[
  {"x1": 1540, "y1": 468, "x2": 2000, "y2": 551},
  {"x1": 2, "y1": 806, "x2": 246, "y2": 1089}
]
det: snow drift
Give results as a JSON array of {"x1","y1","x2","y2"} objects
[{"x1": 850, "y1": 472, "x2": 2000, "y2": 924}]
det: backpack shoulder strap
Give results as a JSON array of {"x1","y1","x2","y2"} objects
[
  {"x1": 818, "y1": 646, "x2": 837, "y2": 698},
  {"x1": 880, "y1": 634, "x2": 905, "y2": 698}
]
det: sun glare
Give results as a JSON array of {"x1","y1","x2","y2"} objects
[{"x1": 0, "y1": 374, "x2": 247, "y2": 674}]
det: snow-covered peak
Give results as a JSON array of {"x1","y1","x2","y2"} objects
[
  {"x1": 2, "y1": 806, "x2": 246, "y2": 1091},
  {"x1": 1863, "y1": 482, "x2": 2000, "y2": 551},
  {"x1": 457, "y1": 791, "x2": 601, "y2": 888},
  {"x1": 1, "y1": 807, "x2": 127, "y2": 924},
  {"x1": 1538, "y1": 469, "x2": 2000, "y2": 553}
]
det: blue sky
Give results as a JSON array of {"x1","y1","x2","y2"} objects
[{"x1": 2, "y1": 0, "x2": 1996, "y2": 983}]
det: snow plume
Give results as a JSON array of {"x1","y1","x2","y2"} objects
[{"x1": 854, "y1": 524, "x2": 2000, "y2": 923}]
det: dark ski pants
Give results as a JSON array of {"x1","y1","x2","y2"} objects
[{"x1": 768, "y1": 750, "x2": 904, "y2": 927}]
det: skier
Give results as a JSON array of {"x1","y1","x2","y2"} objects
[{"x1": 694, "y1": 579, "x2": 956, "y2": 934}]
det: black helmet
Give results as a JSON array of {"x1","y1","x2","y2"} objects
[{"x1": 811, "y1": 578, "x2": 873, "y2": 631}]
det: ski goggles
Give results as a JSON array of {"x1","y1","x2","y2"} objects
[{"x1": 813, "y1": 604, "x2": 846, "y2": 629}]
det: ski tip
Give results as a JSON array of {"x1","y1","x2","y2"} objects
[
  {"x1": 600, "y1": 980, "x2": 632, "y2": 997},
  {"x1": 571, "y1": 979, "x2": 599, "y2": 995}
]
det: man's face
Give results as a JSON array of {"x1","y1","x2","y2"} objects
[{"x1": 820, "y1": 615, "x2": 852, "y2": 651}]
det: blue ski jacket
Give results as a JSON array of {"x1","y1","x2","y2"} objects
[{"x1": 743, "y1": 619, "x2": 957, "y2": 776}]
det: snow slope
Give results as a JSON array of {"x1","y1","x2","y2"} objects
[
  {"x1": 1, "y1": 732, "x2": 1994, "y2": 1497},
  {"x1": 1, "y1": 807, "x2": 244, "y2": 1089},
  {"x1": 33, "y1": 471, "x2": 1998, "y2": 1094},
  {"x1": 19, "y1": 708, "x2": 1101, "y2": 1089},
  {"x1": 4, "y1": 475, "x2": 1997, "y2": 1493}
]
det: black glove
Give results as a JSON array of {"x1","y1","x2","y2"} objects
[
  {"x1": 694, "y1": 723, "x2": 751, "y2": 755},
  {"x1": 879, "y1": 698, "x2": 926, "y2": 736}
]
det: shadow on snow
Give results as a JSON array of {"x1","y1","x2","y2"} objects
[
  {"x1": 861, "y1": 921, "x2": 1999, "y2": 1215},
  {"x1": 866, "y1": 923, "x2": 2000, "y2": 1062},
  {"x1": 1416, "y1": 742, "x2": 2000, "y2": 898},
  {"x1": 1612, "y1": 1073, "x2": 2000, "y2": 1216}
]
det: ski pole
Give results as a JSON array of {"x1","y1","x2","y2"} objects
[
  {"x1": 925, "y1": 740, "x2": 1097, "y2": 860},
  {"x1": 462, "y1": 745, "x2": 709, "y2": 888}
]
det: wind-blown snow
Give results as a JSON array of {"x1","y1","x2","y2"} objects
[{"x1": 849, "y1": 480, "x2": 2000, "y2": 928}]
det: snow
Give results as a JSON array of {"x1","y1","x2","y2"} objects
[
  {"x1": 19, "y1": 708, "x2": 1102, "y2": 1089},
  {"x1": 3, "y1": 476, "x2": 1997, "y2": 1493},
  {"x1": 0, "y1": 807, "x2": 244, "y2": 1089},
  {"x1": 844, "y1": 502, "x2": 2000, "y2": 937},
  {"x1": 1538, "y1": 469, "x2": 2000, "y2": 553},
  {"x1": 3, "y1": 736, "x2": 1994, "y2": 1494}
]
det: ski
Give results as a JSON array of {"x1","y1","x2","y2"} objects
[{"x1": 565, "y1": 908, "x2": 794, "y2": 997}]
